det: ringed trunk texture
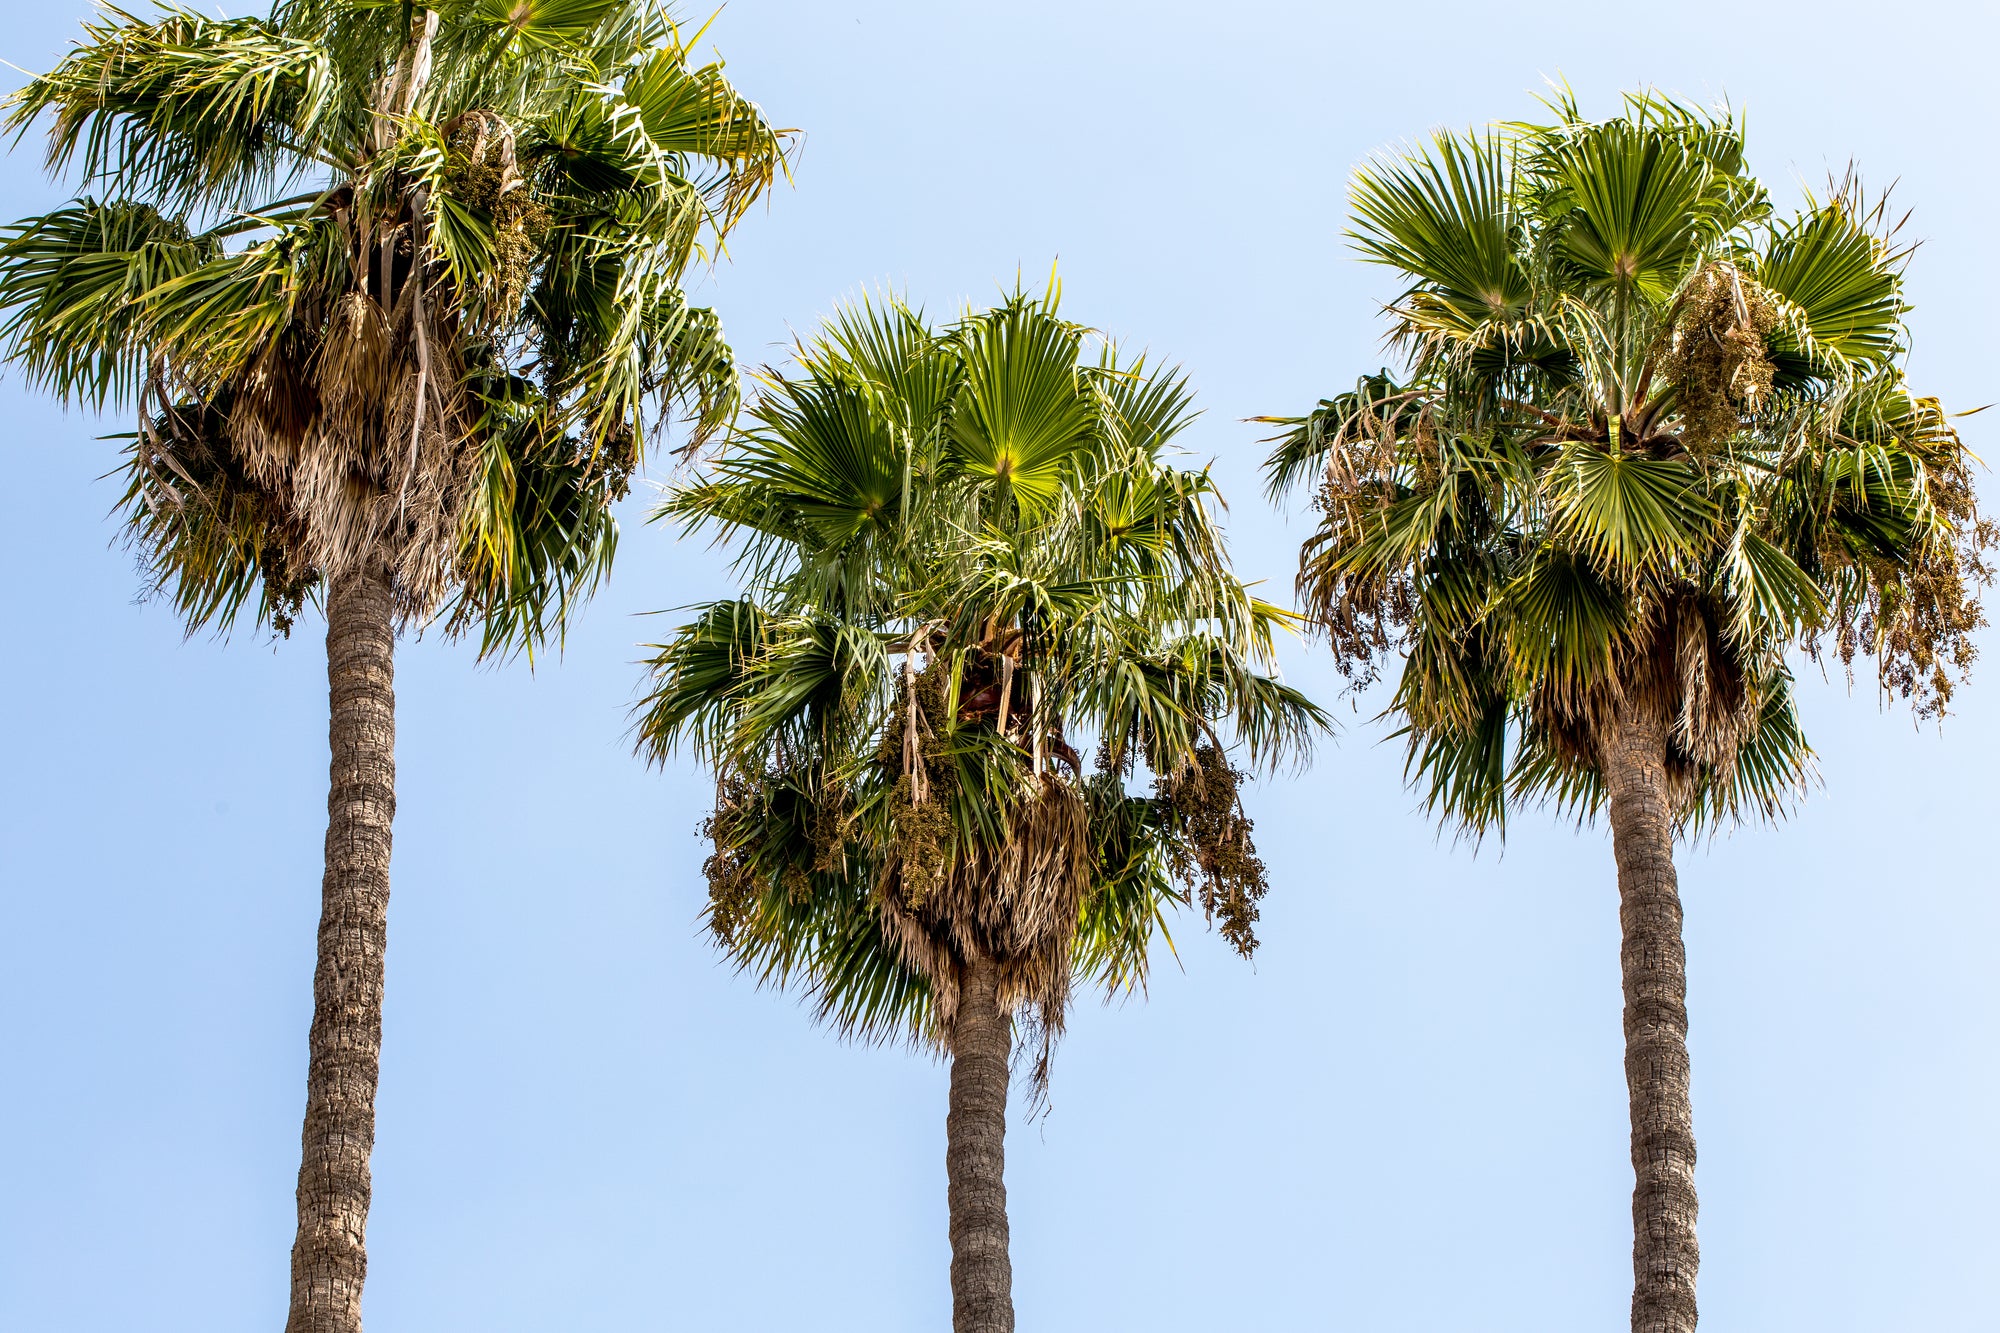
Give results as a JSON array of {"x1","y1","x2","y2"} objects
[
  {"x1": 946, "y1": 957, "x2": 1015, "y2": 1333},
  {"x1": 1601, "y1": 703, "x2": 1698, "y2": 1333},
  {"x1": 286, "y1": 568, "x2": 397, "y2": 1333}
]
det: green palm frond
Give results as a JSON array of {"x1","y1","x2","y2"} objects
[
  {"x1": 1398, "y1": 692, "x2": 1510, "y2": 834},
  {"x1": 1755, "y1": 185, "x2": 1909, "y2": 382},
  {"x1": 1682, "y1": 673, "x2": 1816, "y2": 833},
  {"x1": 1545, "y1": 445, "x2": 1719, "y2": 571},
  {"x1": 1502, "y1": 547, "x2": 1628, "y2": 694},
  {"x1": 0, "y1": 198, "x2": 211, "y2": 403},
  {"x1": 465, "y1": 0, "x2": 628, "y2": 49},
  {"x1": 5, "y1": 4, "x2": 336, "y2": 212},
  {"x1": 1530, "y1": 115, "x2": 1748, "y2": 300},
  {"x1": 1351, "y1": 133, "x2": 1532, "y2": 348},
  {"x1": 1257, "y1": 370, "x2": 1420, "y2": 500},
  {"x1": 945, "y1": 292, "x2": 1100, "y2": 518}
]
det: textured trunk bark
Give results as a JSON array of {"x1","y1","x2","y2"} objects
[
  {"x1": 946, "y1": 957, "x2": 1014, "y2": 1333},
  {"x1": 286, "y1": 568, "x2": 397, "y2": 1333},
  {"x1": 1601, "y1": 703, "x2": 1698, "y2": 1333}
]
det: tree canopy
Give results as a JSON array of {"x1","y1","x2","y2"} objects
[
  {"x1": 640, "y1": 286, "x2": 1326, "y2": 1077},
  {"x1": 1, "y1": 0, "x2": 789, "y2": 646},
  {"x1": 1263, "y1": 91, "x2": 1993, "y2": 835}
]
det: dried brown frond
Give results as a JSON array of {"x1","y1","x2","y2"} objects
[
  {"x1": 1666, "y1": 588, "x2": 1755, "y2": 770},
  {"x1": 314, "y1": 292, "x2": 390, "y2": 445},
  {"x1": 1298, "y1": 400, "x2": 1427, "y2": 686},
  {"x1": 131, "y1": 390, "x2": 318, "y2": 633},
  {"x1": 871, "y1": 649, "x2": 1095, "y2": 1083},
  {"x1": 1525, "y1": 586, "x2": 1765, "y2": 819}
]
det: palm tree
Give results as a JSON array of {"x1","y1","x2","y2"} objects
[
  {"x1": 639, "y1": 287, "x2": 1325, "y2": 1332},
  {"x1": 1262, "y1": 92, "x2": 1993, "y2": 1332},
  {"x1": 0, "y1": 5, "x2": 786, "y2": 1329}
]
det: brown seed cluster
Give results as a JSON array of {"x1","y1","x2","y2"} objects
[
  {"x1": 809, "y1": 789, "x2": 849, "y2": 875},
  {"x1": 1157, "y1": 743, "x2": 1270, "y2": 958},
  {"x1": 444, "y1": 117, "x2": 550, "y2": 321},
  {"x1": 1663, "y1": 266, "x2": 1779, "y2": 453},
  {"x1": 884, "y1": 662, "x2": 958, "y2": 908},
  {"x1": 1837, "y1": 473, "x2": 1995, "y2": 719},
  {"x1": 698, "y1": 777, "x2": 760, "y2": 947}
]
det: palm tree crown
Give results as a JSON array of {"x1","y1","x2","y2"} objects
[
  {"x1": 2, "y1": 0, "x2": 788, "y2": 644},
  {"x1": 643, "y1": 285, "x2": 1325, "y2": 1060},
  {"x1": 1264, "y1": 92, "x2": 1991, "y2": 834}
]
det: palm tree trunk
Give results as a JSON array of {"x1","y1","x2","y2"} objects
[
  {"x1": 1601, "y1": 702, "x2": 1698, "y2": 1333},
  {"x1": 286, "y1": 567, "x2": 397, "y2": 1333},
  {"x1": 947, "y1": 957, "x2": 1014, "y2": 1333}
]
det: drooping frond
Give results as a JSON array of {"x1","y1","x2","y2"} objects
[
  {"x1": 0, "y1": 198, "x2": 211, "y2": 404},
  {"x1": 6, "y1": 4, "x2": 336, "y2": 214}
]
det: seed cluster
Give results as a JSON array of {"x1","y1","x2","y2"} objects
[
  {"x1": 884, "y1": 663, "x2": 957, "y2": 908},
  {"x1": 1157, "y1": 743, "x2": 1270, "y2": 958},
  {"x1": 444, "y1": 120, "x2": 550, "y2": 321},
  {"x1": 698, "y1": 777, "x2": 759, "y2": 948},
  {"x1": 1663, "y1": 266, "x2": 1779, "y2": 453}
]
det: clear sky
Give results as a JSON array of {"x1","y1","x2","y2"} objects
[{"x1": 2, "y1": 2, "x2": 1995, "y2": 1329}]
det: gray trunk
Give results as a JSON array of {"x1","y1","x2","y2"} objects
[
  {"x1": 1602, "y1": 702, "x2": 1699, "y2": 1333},
  {"x1": 285, "y1": 567, "x2": 396, "y2": 1333},
  {"x1": 946, "y1": 957, "x2": 1014, "y2": 1333}
]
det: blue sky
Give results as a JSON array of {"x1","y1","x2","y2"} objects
[{"x1": 2, "y1": 2, "x2": 1995, "y2": 1329}]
